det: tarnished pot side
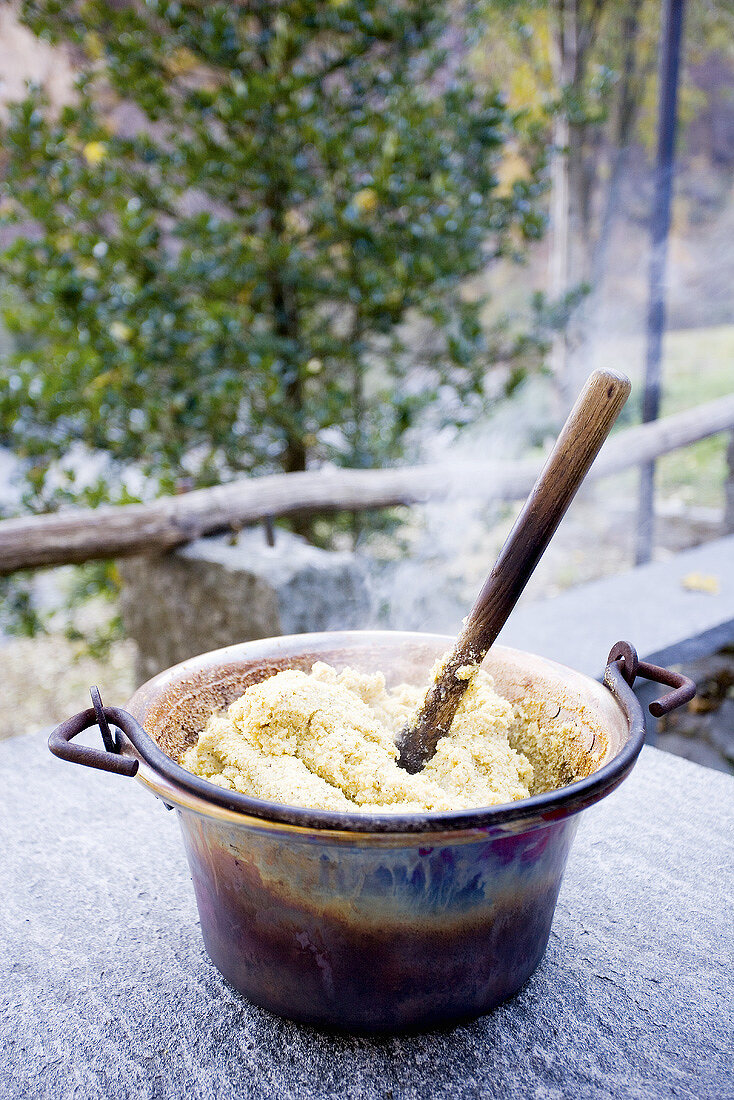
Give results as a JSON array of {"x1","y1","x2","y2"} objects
[
  {"x1": 177, "y1": 808, "x2": 579, "y2": 1031},
  {"x1": 50, "y1": 632, "x2": 694, "y2": 1031}
]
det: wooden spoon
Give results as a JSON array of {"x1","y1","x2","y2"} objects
[{"x1": 396, "y1": 368, "x2": 631, "y2": 773}]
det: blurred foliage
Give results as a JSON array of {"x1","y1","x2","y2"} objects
[
  {"x1": 0, "y1": 0, "x2": 550, "y2": 531},
  {"x1": 60, "y1": 559, "x2": 124, "y2": 658},
  {"x1": 478, "y1": 0, "x2": 734, "y2": 145},
  {"x1": 0, "y1": 573, "x2": 44, "y2": 636},
  {"x1": 474, "y1": 0, "x2": 734, "y2": 399}
]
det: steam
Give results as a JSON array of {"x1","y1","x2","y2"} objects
[{"x1": 362, "y1": 375, "x2": 557, "y2": 634}]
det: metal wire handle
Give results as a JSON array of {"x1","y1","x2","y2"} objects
[
  {"x1": 48, "y1": 686, "x2": 140, "y2": 777},
  {"x1": 606, "y1": 641, "x2": 696, "y2": 717}
]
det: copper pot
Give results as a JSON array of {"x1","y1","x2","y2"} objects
[{"x1": 49, "y1": 631, "x2": 693, "y2": 1031}]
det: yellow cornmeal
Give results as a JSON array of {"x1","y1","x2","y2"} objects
[{"x1": 181, "y1": 661, "x2": 540, "y2": 813}]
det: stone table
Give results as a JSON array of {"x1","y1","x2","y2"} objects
[
  {"x1": 1, "y1": 733, "x2": 732, "y2": 1100},
  {"x1": 498, "y1": 535, "x2": 734, "y2": 681}
]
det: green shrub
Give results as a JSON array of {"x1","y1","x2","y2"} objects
[{"x1": 1, "y1": 0, "x2": 546, "y2": 516}]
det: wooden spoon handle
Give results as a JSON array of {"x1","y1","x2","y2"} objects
[{"x1": 397, "y1": 368, "x2": 631, "y2": 773}]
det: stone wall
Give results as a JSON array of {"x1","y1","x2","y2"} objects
[{"x1": 119, "y1": 528, "x2": 369, "y2": 683}]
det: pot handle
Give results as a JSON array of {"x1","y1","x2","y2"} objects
[
  {"x1": 48, "y1": 686, "x2": 142, "y2": 777},
  {"x1": 605, "y1": 641, "x2": 695, "y2": 716}
]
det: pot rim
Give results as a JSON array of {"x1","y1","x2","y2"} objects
[{"x1": 124, "y1": 630, "x2": 645, "y2": 836}]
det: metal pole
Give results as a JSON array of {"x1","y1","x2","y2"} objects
[{"x1": 635, "y1": 0, "x2": 686, "y2": 565}]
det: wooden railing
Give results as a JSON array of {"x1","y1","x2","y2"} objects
[{"x1": 1, "y1": 392, "x2": 733, "y2": 576}]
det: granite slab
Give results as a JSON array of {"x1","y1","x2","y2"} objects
[
  {"x1": 0, "y1": 733, "x2": 732, "y2": 1100},
  {"x1": 497, "y1": 534, "x2": 734, "y2": 679},
  {"x1": 119, "y1": 530, "x2": 369, "y2": 682}
]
